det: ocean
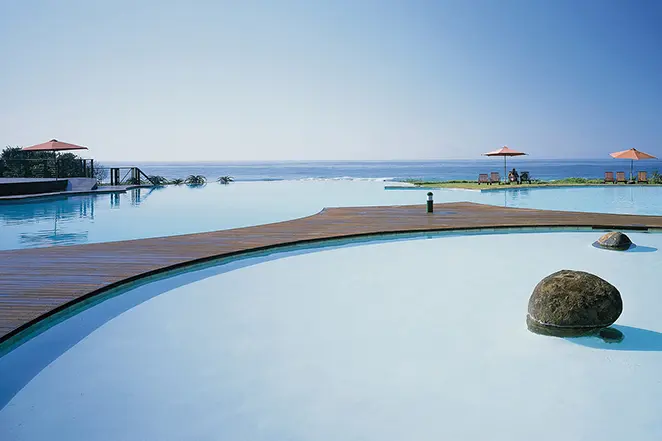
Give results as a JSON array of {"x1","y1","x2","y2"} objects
[{"x1": 104, "y1": 159, "x2": 662, "y2": 182}]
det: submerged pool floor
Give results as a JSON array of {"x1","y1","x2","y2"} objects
[{"x1": 1, "y1": 232, "x2": 662, "y2": 440}]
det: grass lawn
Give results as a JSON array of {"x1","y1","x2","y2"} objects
[{"x1": 402, "y1": 178, "x2": 662, "y2": 191}]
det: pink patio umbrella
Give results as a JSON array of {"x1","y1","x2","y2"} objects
[
  {"x1": 609, "y1": 148, "x2": 656, "y2": 181},
  {"x1": 22, "y1": 139, "x2": 88, "y2": 179},
  {"x1": 483, "y1": 146, "x2": 527, "y2": 183}
]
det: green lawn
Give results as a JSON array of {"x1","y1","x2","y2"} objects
[{"x1": 402, "y1": 178, "x2": 661, "y2": 191}]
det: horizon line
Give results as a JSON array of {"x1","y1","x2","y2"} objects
[{"x1": 96, "y1": 157, "x2": 652, "y2": 163}]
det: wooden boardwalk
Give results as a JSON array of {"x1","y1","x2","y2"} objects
[{"x1": 2, "y1": 202, "x2": 662, "y2": 344}]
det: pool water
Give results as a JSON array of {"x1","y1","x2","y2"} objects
[
  {"x1": 2, "y1": 180, "x2": 662, "y2": 250},
  {"x1": 1, "y1": 231, "x2": 662, "y2": 440}
]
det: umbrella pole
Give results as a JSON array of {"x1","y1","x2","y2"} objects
[
  {"x1": 504, "y1": 156, "x2": 507, "y2": 184},
  {"x1": 631, "y1": 160, "x2": 634, "y2": 182},
  {"x1": 54, "y1": 151, "x2": 59, "y2": 180}
]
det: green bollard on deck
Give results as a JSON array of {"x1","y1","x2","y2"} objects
[{"x1": 427, "y1": 192, "x2": 433, "y2": 213}]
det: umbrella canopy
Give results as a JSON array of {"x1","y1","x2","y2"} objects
[
  {"x1": 482, "y1": 146, "x2": 527, "y2": 183},
  {"x1": 22, "y1": 139, "x2": 88, "y2": 179},
  {"x1": 22, "y1": 139, "x2": 88, "y2": 152},
  {"x1": 609, "y1": 148, "x2": 656, "y2": 161},
  {"x1": 610, "y1": 148, "x2": 656, "y2": 180},
  {"x1": 483, "y1": 146, "x2": 527, "y2": 157}
]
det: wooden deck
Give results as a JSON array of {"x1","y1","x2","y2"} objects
[{"x1": 2, "y1": 202, "x2": 662, "y2": 345}]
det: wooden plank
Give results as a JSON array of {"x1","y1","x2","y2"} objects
[{"x1": 2, "y1": 201, "x2": 662, "y2": 344}]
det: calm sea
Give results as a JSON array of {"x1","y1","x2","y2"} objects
[{"x1": 104, "y1": 159, "x2": 662, "y2": 182}]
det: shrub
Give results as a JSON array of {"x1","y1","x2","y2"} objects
[
  {"x1": 217, "y1": 175, "x2": 234, "y2": 184},
  {"x1": 560, "y1": 177, "x2": 588, "y2": 183},
  {"x1": 0, "y1": 146, "x2": 81, "y2": 178},
  {"x1": 93, "y1": 164, "x2": 109, "y2": 183},
  {"x1": 552, "y1": 177, "x2": 603, "y2": 184},
  {"x1": 185, "y1": 175, "x2": 207, "y2": 186},
  {"x1": 170, "y1": 178, "x2": 184, "y2": 185},
  {"x1": 148, "y1": 175, "x2": 169, "y2": 186}
]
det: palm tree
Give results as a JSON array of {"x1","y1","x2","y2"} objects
[
  {"x1": 217, "y1": 175, "x2": 234, "y2": 184},
  {"x1": 185, "y1": 175, "x2": 207, "y2": 186}
]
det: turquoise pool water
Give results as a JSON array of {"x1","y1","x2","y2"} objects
[
  {"x1": 2, "y1": 180, "x2": 662, "y2": 250},
  {"x1": 1, "y1": 231, "x2": 661, "y2": 440}
]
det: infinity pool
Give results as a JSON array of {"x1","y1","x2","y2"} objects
[
  {"x1": 2, "y1": 180, "x2": 662, "y2": 250},
  {"x1": 1, "y1": 231, "x2": 661, "y2": 440}
]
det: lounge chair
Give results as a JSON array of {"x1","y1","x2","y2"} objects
[
  {"x1": 490, "y1": 172, "x2": 501, "y2": 184},
  {"x1": 478, "y1": 173, "x2": 490, "y2": 185},
  {"x1": 638, "y1": 171, "x2": 648, "y2": 184},
  {"x1": 520, "y1": 171, "x2": 531, "y2": 184},
  {"x1": 604, "y1": 171, "x2": 615, "y2": 184},
  {"x1": 616, "y1": 172, "x2": 627, "y2": 184}
]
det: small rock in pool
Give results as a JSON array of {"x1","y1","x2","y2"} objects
[
  {"x1": 599, "y1": 327, "x2": 624, "y2": 343},
  {"x1": 594, "y1": 231, "x2": 632, "y2": 251},
  {"x1": 527, "y1": 270, "x2": 623, "y2": 337}
]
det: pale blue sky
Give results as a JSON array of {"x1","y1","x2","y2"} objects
[{"x1": 1, "y1": 0, "x2": 660, "y2": 161}]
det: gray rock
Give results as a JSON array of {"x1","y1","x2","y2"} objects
[
  {"x1": 527, "y1": 270, "x2": 622, "y2": 337},
  {"x1": 594, "y1": 231, "x2": 632, "y2": 251}
]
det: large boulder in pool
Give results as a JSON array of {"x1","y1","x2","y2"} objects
[
  {"x1": 527, "y1": 270, "x2": 622, "y2": 337},
  {"x1": 594, "y1": 231, "x2": 632, "y2": 251}
]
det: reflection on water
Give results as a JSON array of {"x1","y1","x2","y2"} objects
[
  {"x1": 2, "y1": 197, "x2": 96, "y2": 248},
  {"x1": 1, "y1": 197, "x2": 95, "y2": 225},
  {"x1": 0, "y1": 188, "x2": 162, "y2": 248},
  {"x1": 502, "y1": 187, "x2": 531, "y2": 207},
  {"x1": 129, "y1": 187, "x2": 162, "y2": 206},
  {"x1": 110, "y1": 193, "x2": 120, "y2": 208},
  {"x1": 19, "y1": 230, "x2": 89, "y2": 247},
  {"x1": 131, "y1": 188, "x2": 144, "y2": 205}
]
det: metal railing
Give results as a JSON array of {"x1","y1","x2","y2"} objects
[
  {"x1": 0, "y1": 158, "x2": 95, "y2": 179},
  {"x1": 107, "y1": 167, "x2": 155, "y2": 186},
  {"x1": 0, "y1": 159, "x2": 157, "y2": 187}
]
